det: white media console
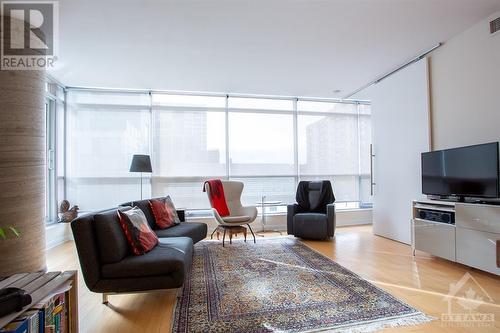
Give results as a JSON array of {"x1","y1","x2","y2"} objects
[{"x1": 412, "y1": 199, "x2": 500, "y2": 275}]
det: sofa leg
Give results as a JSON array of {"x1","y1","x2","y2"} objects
[
  {"x1": 102, "y1": 293, "x2": 109, "y2": 305},
  {"x1": 222, "y1": 228, "x2": 226, "y2": 247},
  {"x1": 247, "y1": 224, "x2": 256, "y2": 243}
]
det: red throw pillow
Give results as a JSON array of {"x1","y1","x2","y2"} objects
[
  {"x1": 149, "y1": 199, "x2": 175, "y2": 229},
  {"x1": 118, "y1": 207, "x2": 158, "y2": 255},
  {"x1": 149, "y1": 197, "x2": 181, "y2": 228}
]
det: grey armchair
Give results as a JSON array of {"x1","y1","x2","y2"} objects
[{"x1": 287, "y1": 181, "x2": 336, "y2": 240}]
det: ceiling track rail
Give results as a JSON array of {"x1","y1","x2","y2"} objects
[{"x1": 343, "y1": 42, "x2": 443, "y2": 99}]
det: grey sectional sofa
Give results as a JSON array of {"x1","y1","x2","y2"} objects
[{"x1": 71, "y1": 197, "x2": 207, "y2": 304}]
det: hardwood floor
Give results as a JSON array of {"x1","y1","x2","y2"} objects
[{"x1": 46, "y1": 225, "x2": 500, "y2": 332}]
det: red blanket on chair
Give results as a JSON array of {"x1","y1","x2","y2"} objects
[{"x1": 203, "y1": 179, "x2": 230, "y2": 217}]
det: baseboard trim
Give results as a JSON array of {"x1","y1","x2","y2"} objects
[{"x1": 45, "y1": 223, "x2": 72, "y2": 250}]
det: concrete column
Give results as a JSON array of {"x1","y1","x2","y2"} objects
[{"x1": 0, "y1": 17, "x2": 47, "y2": 276}]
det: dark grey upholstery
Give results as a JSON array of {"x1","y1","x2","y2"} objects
[
  {"x1": 94, "y1": 207, "x2": 131, "y2": 264},
  {"x1": 155, "y1": 222, "x2": 207, "y2": 243},
  {"x1": 287, "y1": 204, "x2": 335, "y2": 240},
  {"x1": 119, "y1": 197, "x2": 206, "y2": 244},
  {"x1": 102, "y1": 237, "x2": 193, "y2": 279},
  {"x1": 71, "y1": 202, "x2": 203, "y2": 295},
  {"x1": 287, "y1": 181, "x2": 336, "y2": 240},
  {"x1": 293, "y1": 213, "x2": 328, "y2": 239}
]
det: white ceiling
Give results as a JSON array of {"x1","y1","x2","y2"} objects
[{"x1": 50, "y1": 0, "x2": 500, "y2": 98}]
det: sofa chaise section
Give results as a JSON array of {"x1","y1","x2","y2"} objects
[{"x1": 71, "y1": 206, "x2": 194, "y2": 304}]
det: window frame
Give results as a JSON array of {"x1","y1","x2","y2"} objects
[{"x1": 63, "y1": 89, "x2": 372, "y2": 214}]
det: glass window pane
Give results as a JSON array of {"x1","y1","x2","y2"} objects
[
  {"x1": 154, "y1": 110, "x2": 226, "y2": 177},
  {"x1": 66, "y1": 92, "x2": 150, "y2": 211},
  {"x1": 230, "y1": 177, "x2": 296, "y2": 206},
  {"x1": 228, "y1": 97, "x2": 293, "y2": 111},
  {"x1": 229, "y1": 112, "x2": 294, "y2": 176},
  {"x1": 68, "y1": 91, "x2": 150, "y2": 106},
  {"x1": 298, "y1": 113, "x2": 359, "y2": 176},
  {"x1": 297, "y1": 101, "x2": 358, "y2": 114},
  {"x1": 152, "y1": 179, "x2": 210, "y2": 209},
  {"x1": 67, "y1": 178, "x2": 151, "y2": 212},
  {"x1": 153, "y1": 94, "x2": 225, "y2": 108}
]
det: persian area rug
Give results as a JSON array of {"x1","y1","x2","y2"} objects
[{"x1": 173, "y1": 238, "x2": 433, "y2": 332}]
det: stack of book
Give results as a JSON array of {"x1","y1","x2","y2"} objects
[{"x1": 0, "y1": 292, "x2": 67, "y2": 333}]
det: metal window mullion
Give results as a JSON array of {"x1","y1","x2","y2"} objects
[
  {"x1": 356, "y1": 102, "x2": 362, "y2": 203},
  {"x1": 293, "y1": 98, "x2": 299, "y2": 188},
  {"x1": 52, "y1": 97, "x2": 58, "y2": 222},
  {"x1": 63, "y1": 89, "x2": 68, "y2": 201},
  {"x1": 149, "y1": 91, "x2": 154, "y2": 197},
  {"x1": 225, "y1": 95, "x2": 230, "y2": 180}
]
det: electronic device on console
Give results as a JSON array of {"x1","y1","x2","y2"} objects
[{"x1": 415, "y1": 208, "x2": 455, "y2": 224}]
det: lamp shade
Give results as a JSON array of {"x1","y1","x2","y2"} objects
[{"x1": 130, "y1": 154, "x2": 152, "y2": 173}]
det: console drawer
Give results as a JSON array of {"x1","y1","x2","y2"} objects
[
  {"x1": 456, "y1": 203, "x2": 500, "y2": 234},
  {"x1": 413, "y1": 219, "x2": 455, "y2": 261},
  {"x1": 456, "y1": 227, "x2": 500, "y2": 275}
]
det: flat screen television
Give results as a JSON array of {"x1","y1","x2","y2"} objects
[{"x1": 421, "y1": 142, "x2": 499, "y2": 199}]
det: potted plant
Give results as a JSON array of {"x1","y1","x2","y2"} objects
[{"x1": 0, "y1": 226, "x2": 20, "y2": 240}]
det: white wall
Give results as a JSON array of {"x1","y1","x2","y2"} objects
[{"x1": 429, "y1": 11, "x2": 500, "y2": 150}]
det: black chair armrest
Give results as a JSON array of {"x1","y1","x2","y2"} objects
[
  {"x1": 327, "y1": 203, "x2": 336, "y2": 237},
  {"x1": 287, "y1": 204, "x2": 300, "y2": 235},
  {"x1": 176, "y1": 209, "x2": 186, "y2": 222}
]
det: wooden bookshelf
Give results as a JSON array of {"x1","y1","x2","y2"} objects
[{"x1": 0, "y1": 271, "x2": 78, "y2": 332}]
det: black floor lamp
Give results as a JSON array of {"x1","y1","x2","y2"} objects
[{"x1": 130, "y1": 154, "x2": 152, "y2": 200}]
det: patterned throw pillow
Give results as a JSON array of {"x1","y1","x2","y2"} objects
[
  {"x1": 149, "y1": 199, "x2": 175, "y2": 229},
  {"x1": 149, "y1": 197, "x2": 181, "y2": 229},
  {"x1": 117, "y1": 207, "x2": 158, "y2": 255},
  {"x1": 165, "y1": 196, "x2": 181, "y2": 225}
]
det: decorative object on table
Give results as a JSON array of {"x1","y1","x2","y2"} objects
[
  {"x1": 129, "y1": 154, "x2": 152, "y2": 200},
  {"x1": 204, "y1": 180, "x2": 257, "y2": 244},
  {"x1": 58, "y1": 200, "x2": 79, "y2": 223},
  {"x1": 287, "y1": 180, "x2": 336, "y2": 240},
  {"x1": 214, "y1": 225, "x2": 247, "y2": 246},
  {"x1": 0, "y1": 288, "x2": 32, "y2": 317},
  {"x1": 173, "y1": 238, "x2": 433, "y2": 333}
]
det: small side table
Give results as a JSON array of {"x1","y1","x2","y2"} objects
[
  {"x1": 256, "y1": 197, "x2": 283, "y2": 235},
  {"x1": 215, "y1": 225, "x2": 248, "y2": 247}
]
